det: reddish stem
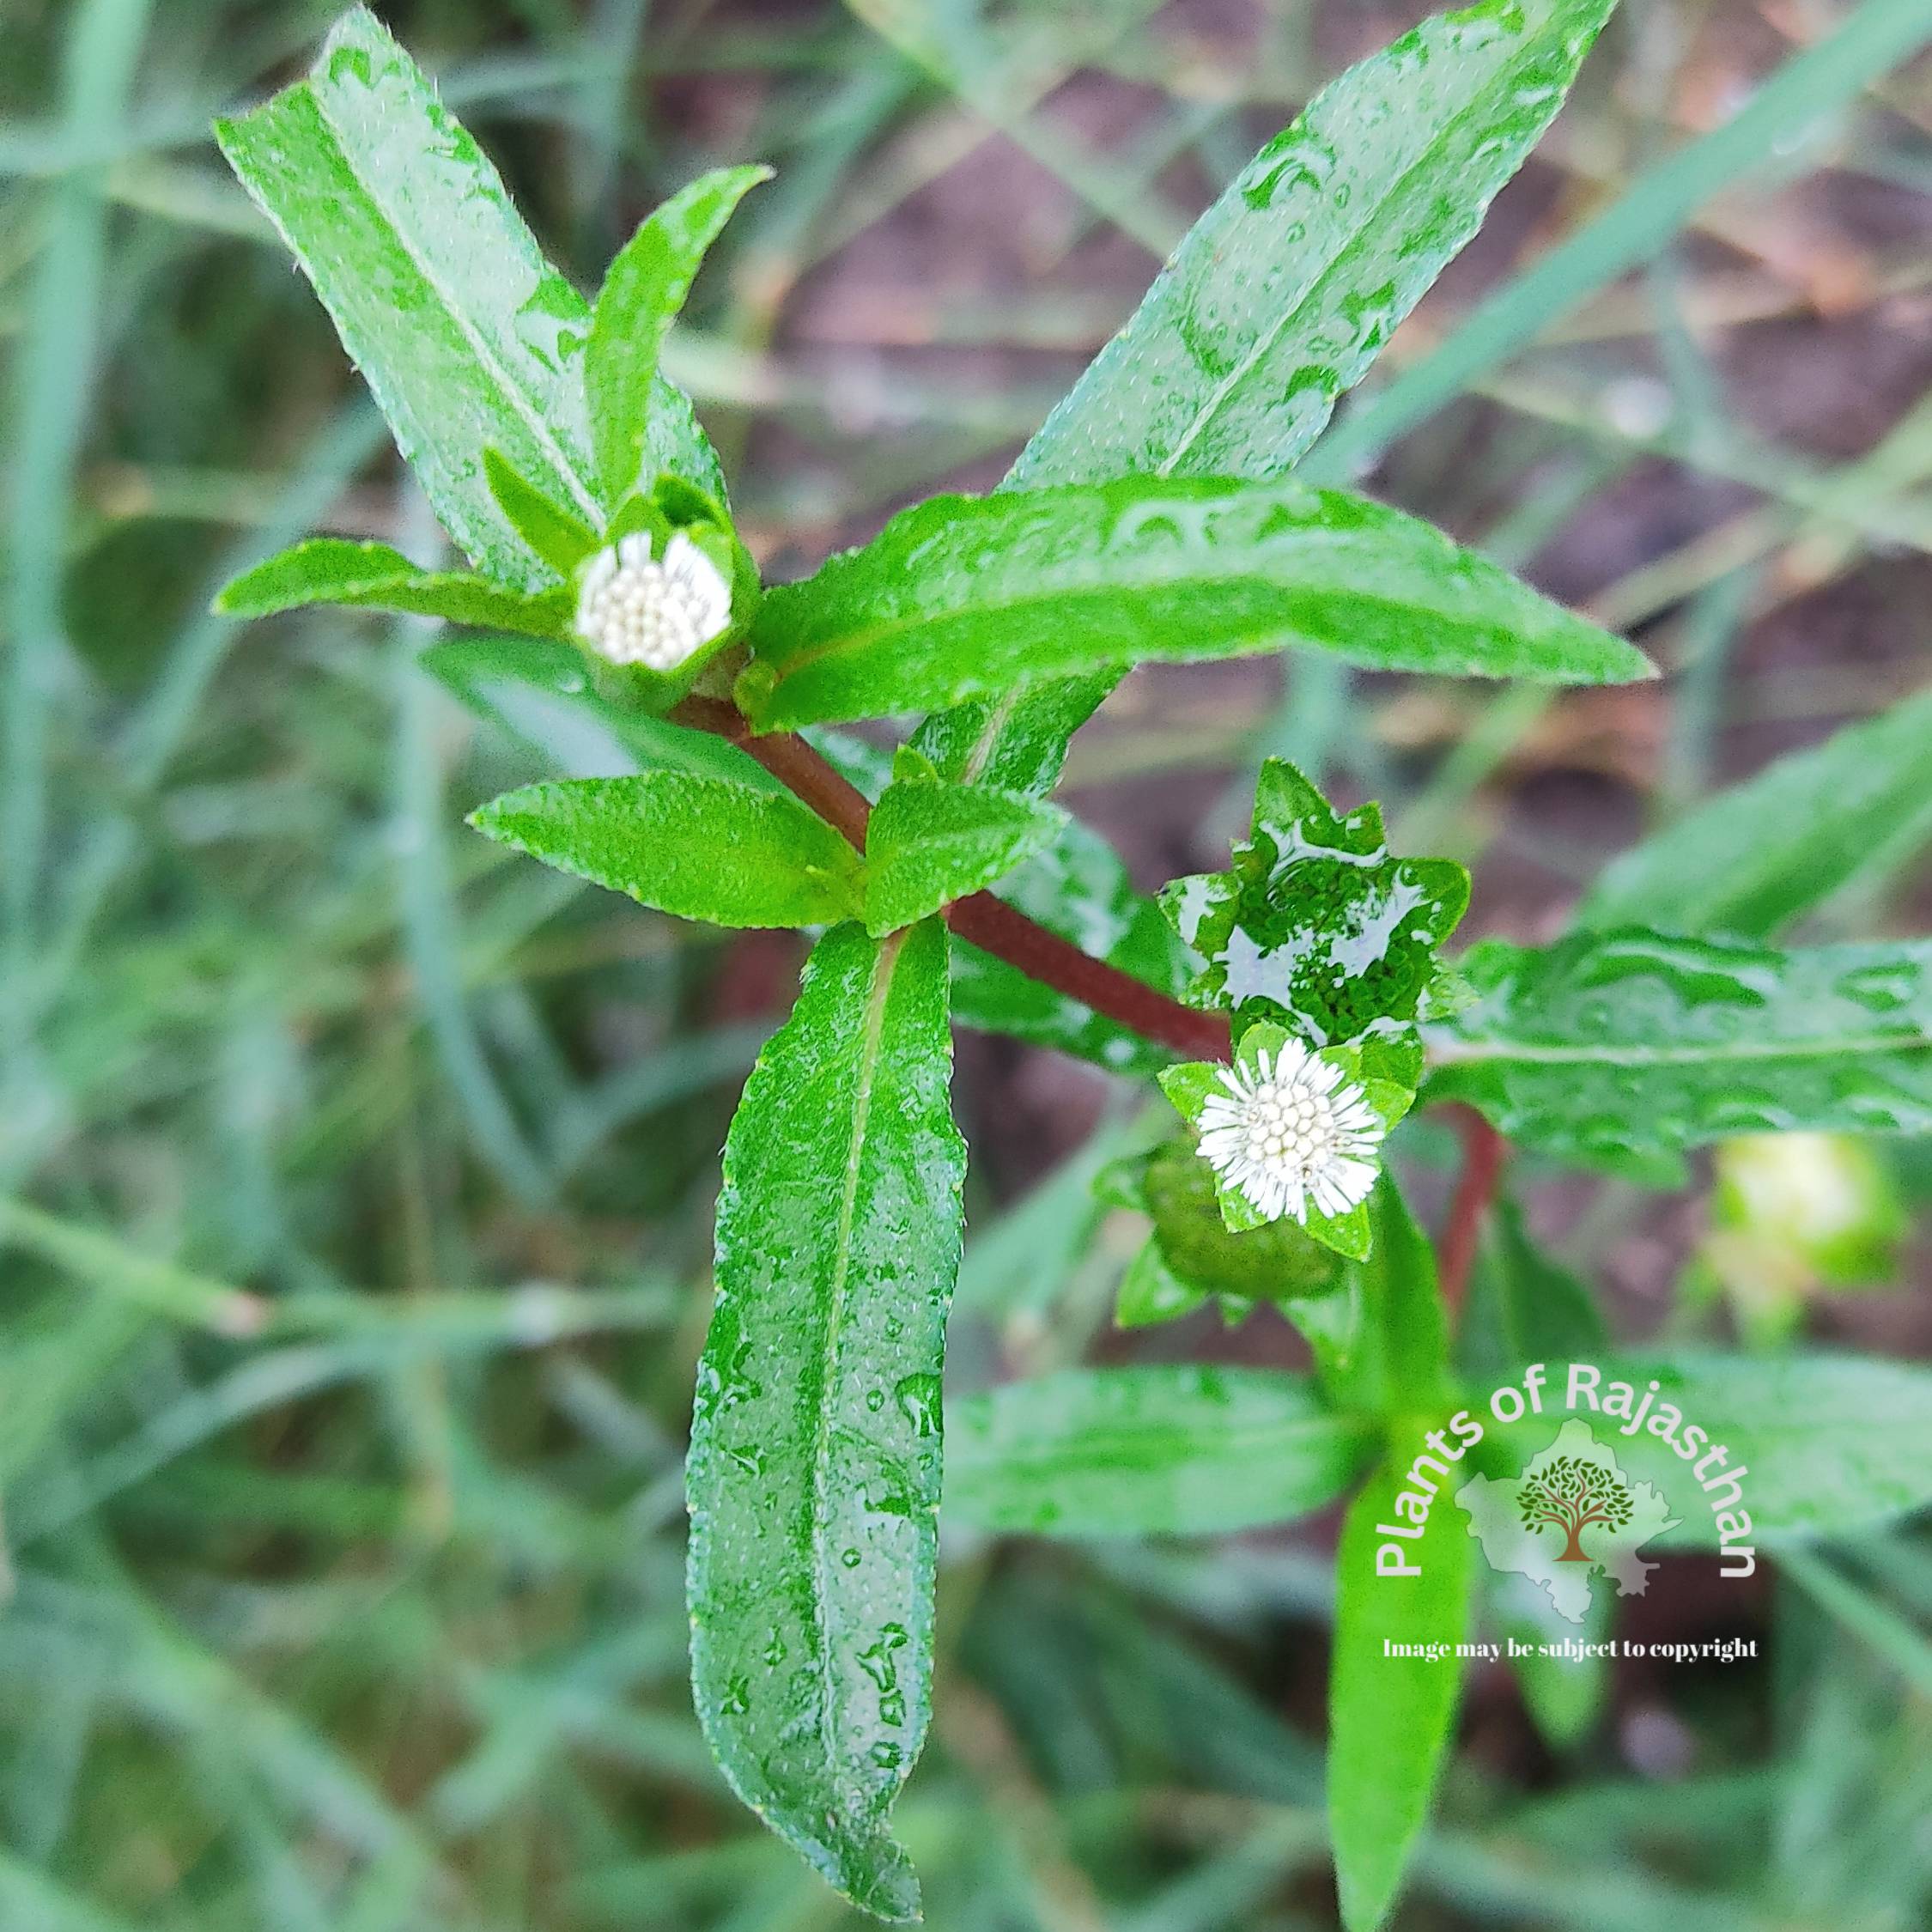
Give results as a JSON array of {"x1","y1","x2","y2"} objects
[
  {"x1": 1437, "y1": 1105, "x2": 1506, "y2": 1316},
  {"x1": 671, "y1": 696, "x2": 1230, "y2": 1062}
]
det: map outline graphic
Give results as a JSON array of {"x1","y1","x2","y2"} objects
[{"x1": 1455, "y1": 1419, "x2": 1680, "y2": 1624}]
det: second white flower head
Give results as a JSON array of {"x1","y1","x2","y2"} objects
[
  {"x1": 1197, "y1": 1036, "x2": 1382, "y2": 1224},
  {"x1": 575, "y1": 531, "x2": 733, "y2": 671}
]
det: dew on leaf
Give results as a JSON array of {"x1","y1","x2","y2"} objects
[{"x1": 893, "y1": 1372, "x2": 942, "y2": 1438}]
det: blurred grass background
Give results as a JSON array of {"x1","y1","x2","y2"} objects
[{"x1": 3, "y1": 0, "x2": 1932, "y2": 1926}]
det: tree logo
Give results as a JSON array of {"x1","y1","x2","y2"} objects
[
  {"x1": 1455, "y1": 1420, "x2": 1679, "y2": 1624},
  {"x1": 1516, "y1": 1451, "x2": 1634, "y2": 1562}
]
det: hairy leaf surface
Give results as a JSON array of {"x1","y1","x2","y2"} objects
[
  {"x1": 1427, "y1": 929, "x2": 1932, "y2": 1172},
  {"x1": 1578, "y1": 685, "x2": 1932, "y2": 939},
  {"x1": 945, "y1": 1365, "x2": 1376, "y2": 1536},
  {"x1": 687, "y1": 921, "x2": 963, "y2": 1922},
  {"x1": 742, "y1": 478, "x2": 1649, "y2": 731},
  {"x1": 471, "y1": 774, "x2": 862, "y2": 927}
]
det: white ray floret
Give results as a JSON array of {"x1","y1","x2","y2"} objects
[
  {"x1": 575, "y1": 531, "x2": 732, "y2": 671},
  {"x1": 1196, "y1": 1037, "x2": 1382, "y2": 1224}
]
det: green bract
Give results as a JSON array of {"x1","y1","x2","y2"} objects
[
  {"x1": 1163, "y1": 756, "x2": 1469, "y2": 1058},
  {"x1": 1103, "y1": 1137, "x2": 1343, "y2": 1329},
  {"x1": 208, "y1": 6, "x2": 1932, "y2": 1929}
]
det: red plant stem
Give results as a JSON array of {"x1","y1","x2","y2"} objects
[
  {"x1": 1438, "y1": 1105, "x2": 1506, "y2": 1316},
  {"x1": 671, "y1": 696, "x2": 1231, "y2": 1062}
]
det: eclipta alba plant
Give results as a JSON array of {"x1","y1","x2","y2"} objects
[{"x1": 214, "y1": 6, "x2": 1932, "y2": 1926}]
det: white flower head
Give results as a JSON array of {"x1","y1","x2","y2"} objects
[
  {"x1": 1197, "y1": 1036, "x2": 1382, "y2": 1224},
  {"x1": 575, "y1": 530, "x2": 733, "y2": 671}
]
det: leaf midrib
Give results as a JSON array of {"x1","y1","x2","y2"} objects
[
  {"x1": 1156, "y1": 13, "x2": 1571, "y2": 477},
  {"x1": 303, "y1": 76, "x2": 603, "y2": 531},
  {"x1": 809, "y1": 927, "x2": 906, "y2": 1807},
  {"x1": 757, "y1": 565, "x2": 1530, "y2": 699},
  {"x1": 956, "y1": 1410, "x2": 1365, "y2": 1473},
  {"x1": 1427, "y1": 1024, "x2": 1932, "y2": 1069}
]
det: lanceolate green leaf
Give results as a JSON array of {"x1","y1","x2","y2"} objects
[
  {"x1": 687, "y1": 921, "x2": 963, "y2": 1922},
  {"x1": 863, "y1": 778, "x2": 1065, "y2": 937},
  {"x1": 642, "y1": 369, "x2": 731, "y2": 507},
  {"x1": 944, "y1": 1366, "x2": 1376, "y2": 1536},
  {"x1": 1011, "y1": 0, "x2": 1616, "y2": 489},
  {"x1": 1329, "y1": 1464, "x2": 1475, "y2": 1932},
  {"x1": 484, "y1": 449, "x2": 599, "y2": 578},
  {"x1": 920, "y1": 0, "x2": 1619, "y2": 794},
  {"x1": 1288, "y1": 1176, "x2": 1449, "y2": 1424},
  {"x1": 1426, "y1": 929, "x2": 1932, "y2": 1173},
  {"x1": 908, "y1": 674, "x2": 1115, "y2": 798},
  {"x1": 470, "y1": 774, "x2": 862, "y2": 927},
  {"x1": 216, "y1": 538, "x2": 572, "y2": 635},
  {"x1": 805, "y1": 728, "x2": 1194, "y2": 1071},
  {"x1": 1328, "y1": 1176, "x2": 1468, "y2": 1932},
  {"x1": 215, "y1": 8, "x2": 601, "y2": 588},
  {"x1": 1577, "y1": 684, "x2": 1932, "y2": 940},
  {"x1": 587, "y1": 164, "x2": 770, "y2": 506},
  {"x1": 742, "y1": 478, "x2": 1649, "y2": 731}
]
